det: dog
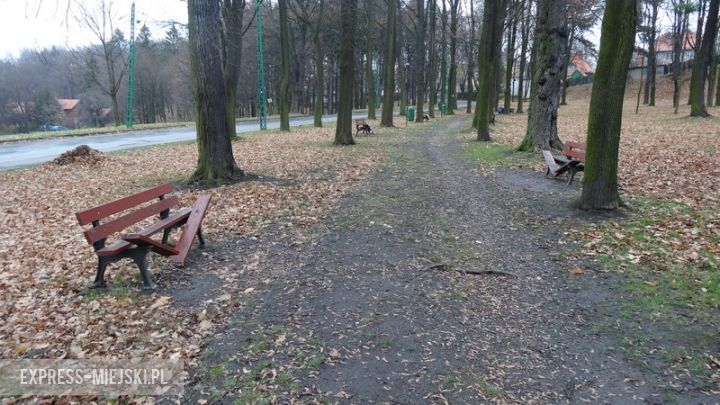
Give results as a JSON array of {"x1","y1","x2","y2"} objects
[
  {"x1": 422, "y1": 114, "x2": 430, "y2": 121},
  {"x1": 356, "y1": 123, "x2": 373, "y2": 135}
]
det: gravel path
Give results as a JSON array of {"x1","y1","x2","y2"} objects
[{"x1": 173, "y1": 116, "x2": 715, "y2": 404}]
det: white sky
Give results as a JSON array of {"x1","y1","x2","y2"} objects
[{"x1": 0, "y1": 0, "x2": 188, "y2": 59}]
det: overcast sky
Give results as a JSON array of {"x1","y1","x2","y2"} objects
[{"x1": 0, "y1": 0, "x2": 188, "y2": 59}]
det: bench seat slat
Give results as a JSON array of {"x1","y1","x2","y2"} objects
[
  {"x1": 170, "y1": 195, "x2": 211, "y2": 265},
  {"x1": 76, "y1": 183, "x2": 173, "y2": 225},
  {"x1": 84, "y1": 196, "x2": 179, "y2": 244},
  {"x1": 121, "y1": 234, "x2": 179, "y2": 256},
  {"x1": 94, "y1": 208, "x2": 191, "y2": 256}
]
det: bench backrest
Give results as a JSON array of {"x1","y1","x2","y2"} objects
[
  {"x1": 75, "y1": 183, "x2": 177, "y2": 247},
  {"x1": 563, "y1": 141, "x2": 586, "y2": 161}
]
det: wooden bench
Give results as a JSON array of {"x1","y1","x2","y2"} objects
[
  {"x1": 75, "y1": 183, "x2": 211, "y2": 289},
  {"x1": 542, "y1": 141, "x2": 586, "y2": 185},
  {"x1": 355, "y1": 119, "x2": 373, "y2": 135}
]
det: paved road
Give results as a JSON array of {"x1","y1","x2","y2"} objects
[{"x1": 0, "y1": 103, "x2": 466, "y2": 170}]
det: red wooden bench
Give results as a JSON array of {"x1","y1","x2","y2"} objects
[
  {"x1": 75, "y1": 183, "x2": 211, "y2": 289},
  {"x1": 542, "y1": 140, "x2": 586, "y2": 185}
]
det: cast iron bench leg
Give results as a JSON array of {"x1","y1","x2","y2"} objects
[
  {"x1": 92, "y1": 257, "x2": 111, "y2": 289},
  {"x1": 197, "y1": 226, "x2": 205, "y2": 247},
  {"x1": 129, "y1": 247, "x2": 156, "y2": 289}
]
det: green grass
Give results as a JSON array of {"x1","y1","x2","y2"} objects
[{"x1": 307, "y1": 354, "x2": 326, "y2": 368}]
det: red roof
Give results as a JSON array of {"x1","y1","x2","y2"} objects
[
  {"x1": 57, "y1": 99, "x2": 80, "y2": 111},
  {"x1": 655, "y1": 32, "x2": 696, "y2": 53},
  {"x1": 569, "y1": 54, "x2": 594, "y2": 76}
]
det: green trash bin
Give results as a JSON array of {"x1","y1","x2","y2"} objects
[{"x1": 406, "y1": 106, "x2": 415, "y2": 122}]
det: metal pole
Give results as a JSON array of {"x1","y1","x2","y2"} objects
[
  {"x1": 126, "y1": 2, "x2": 136, "y2": 128},
  {"x1": 255, "y1": 0, "x2": 267, "y2": 130}
]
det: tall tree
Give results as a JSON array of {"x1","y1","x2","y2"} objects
[
  {"x1": 188, "y1": 0, "x2": 241, "y2": 180},
  {"x1": 671, "y1": 0, "x2": 691, "y2": 113},
  {"x1": 475, "y1": 0, "x2": 508, "y2": 140},
  {"x1": 516, "y1": 0, "x2": 531, "y2": 113},
  {"x1": 289, "y1": 0, "x2": 326, "y2": 127},
  {"x1": 74, "y1": 0, "x2": 128, "y2": 126},
  {"x1": 504, "y1": 1, "x2": 519, "y2": 112},
  {"x1": 381, "y1": 0, "x2": 398, "y2": 126},
  {"x1": 644, "y1": 0, "x2": 660, "y2": 106},
  {"x1": 335, "y1": 0, "x2": 359, "y2": 144},
  {"x1": 581, "y1": 0, "x2": 638, "y2": 210},
  {"x1": 517, "y1": 0, "x2": 567, "y2": 151},
  {"x1": 279, "y1": 0, "x2": 291, "y2": 131},
  {"x1": 221, "y1": 0, "x2": 246, "y2": 139},
  {"x1": 365, "y1": 0, "x2": 377, "y2": 119},
  {"x1": 465, "y1": 0, "x2": 477, "y2": 114},
  {"x1": 414, "y1": 0, "x2": 427, "y2": 122},
  {"x1": 427, "y1": 0, "x2": 438, "y2": 118},
  {"x1": 689, "y1": 0, "x2": 719, "y2": 116},
  {"x1": 447, "y1": 0, "x2": 460, "y2": 114}
]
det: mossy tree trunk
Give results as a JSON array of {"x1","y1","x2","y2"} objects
[
  {"x1": 516, "y1": 0, "x2": 530, "y2": 113},
  {"x1": 580, "y1": 0, "x2": 638, "y2": 211},
  {"x1": 335, "y1": 0, "x2": 358, "y2": 145},
  {"x1": 188, "y1": 0, "x2": 241, "y2": 181},
  {"x1": 365, "y1": 0, "x2": 377, "y2": 119},
  {"x1": 644, "y1": 0, "x2": 659, "y2": 106},
  {"x1": 381, "y1": 0, "x2": 397, "y2": 126},
  {"x1": 440, "y1": 0, "x2": 448, "y2": 113},
  {"x1": 709, "y1": 49, "x2": 719, "y2": 106},
  {"x1": 504, "y1": 1, "x2": 518, "y2": 112},
  {"x1": 447, "y1": 0, "x2": 460, "y2": 114},
  {"x1": 475, "y1": 0, "x2": 508, "y2": 140},
  {"x1": 689, "y1": 0, "x2": 719, "y2": 116},
  {"x1": 466, "y1": 0, "x2": 476, "y2": 114},
  {"x1": 221, "y1": 0, "x2": 245, "y2": 140},
  {"x1": 414, "y1": 0, "x2": 426, "y2": 122},
  {"x1": 279, "y1": 0, "x2": 291, "y2": 131},
  {"x1": 517, "y1": 0, "x2": 567, "y2": 151},
  {"x1": 427, "y1": 0, "x2": 438, "y2": 118}
]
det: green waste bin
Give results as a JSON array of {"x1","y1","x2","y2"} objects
[{"x1": 406, "y1": 106, "x2": 415, "y2": 122}]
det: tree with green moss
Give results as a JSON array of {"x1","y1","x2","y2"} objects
[
  {"x1": 278, "y1": 0, "x2": 291, "y2": 131},
  {"x1": 517, "y1": 0, "x2": 567, "y2": 151},
  {"x1": 188, "y1": 0, "x2": 241, "y2": 180},
  {"x1": 689, "y1": 0, "x2": 719, "y2": 116},
  {"x1": 381, "y1": 0, "x2": 397, "y2": 126},
  {"x1": 474, "y1": 0, "x2": 508, "y2": 140},
  {"x1": 581, "y1": 0, "x2": 638, "y2": 210},
  {"x1": 335, "y1": 0, "x2": 358, "y2": 145},
  {"x1": 414, "y1": 0, "x2": 427, "y2": 122}
]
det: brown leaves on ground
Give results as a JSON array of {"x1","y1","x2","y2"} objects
[
  {"x1": 0, "y1": 123, "x2": 384, "y2": 360},
  {"x1": 50, "y1": 145, "x2": 107, "y2": 166}
]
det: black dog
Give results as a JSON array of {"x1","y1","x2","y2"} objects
[
  {"x1": 422, "y1": 114, "x2": 430, "y2": 121},
  {"x1": 356, "y1": 123, "x2": 373, "y2": 135}
]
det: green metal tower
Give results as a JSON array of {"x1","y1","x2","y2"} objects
[
  {"x1": 255, "y1": 0, "x2": 267, "y2": 130},
  {"x1": 126, "y1": 2, "x2": 136, "y2": 128}
]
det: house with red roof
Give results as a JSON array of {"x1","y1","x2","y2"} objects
[{"x1": 57, "y1": 99, "x2": 81, "y2": 129}]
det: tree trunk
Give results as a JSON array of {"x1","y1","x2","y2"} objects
[
  {"x1": 581, "y1": 0, "x2": 638, "y2": 211},
  {"x1": 365, "y1": 0, "x2": 377, "y2": 119},
  {"x1": 709, "y1": 48, "x2": 719, "y2": 106},
  {"x1": 335, "y1": 0, "x2": 358, "y2": 145},
  {"x1": 188, "y1": 0, "x2": 240, "y2": 180},
  {"x1": 447, "y1": 0, "x2": 460, "y2": 114},
  {"x1": 672, "y1": 7, "x2": 690, "y2": 114},
  {"x1": 517, "y1": 0, "x2": 567, "y2": 151},
  {"x1": 645, "y1": 0, "x2": 658, "y2": 106},
  {"x1": 414, "y1": 0, "x2": 426, "y2": 122},
  {"x1": 475, "y1": 0, "x2": 507, "y2": 140},
  {"x1": 313, "y1": 0, "x2": 326, "y2": 127},
  {"x1": 381, "y1": 0, "x2": 397, "y2": 126},
  {"x1": 689, "y1": 0, "x2": 719, "y2": 116},
  {"x1": 466, "y1": 0, "x2": 476, "y2": 114},
  {"x1": 504, "y1": 3, "x2": 517, "y2": 112},
  {"x1": 428, "y1": 0, "x2": 438, "y2": 118},
  {"x1": 222, "y1": 0, "x2": 245, "y2": 139},
  {"x1": 279, "y1": 0, "x2": 291, "y2": 131},
  {"x1": 516, "y1": 0, "x2": 530, "y2": 113}
]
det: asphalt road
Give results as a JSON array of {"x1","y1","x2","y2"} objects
[{"x1": 0, "y1": 104, "x2": 466, "y2": 170}]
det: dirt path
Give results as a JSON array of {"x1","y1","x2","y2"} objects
[{"x1": 172, "y1": 116, "x2": 712, "y2": 404}]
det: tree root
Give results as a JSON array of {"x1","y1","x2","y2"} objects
[{"x1": 426, "y1": 264, "x2": 516, "y2": 277}]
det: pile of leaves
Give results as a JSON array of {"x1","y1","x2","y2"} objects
[
  {"x1": 50, "y1": 145, "x2": 107, "y2": 166},
  {"x1": 0, "y1": 122, "x2": 386, "y2": 361}
]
